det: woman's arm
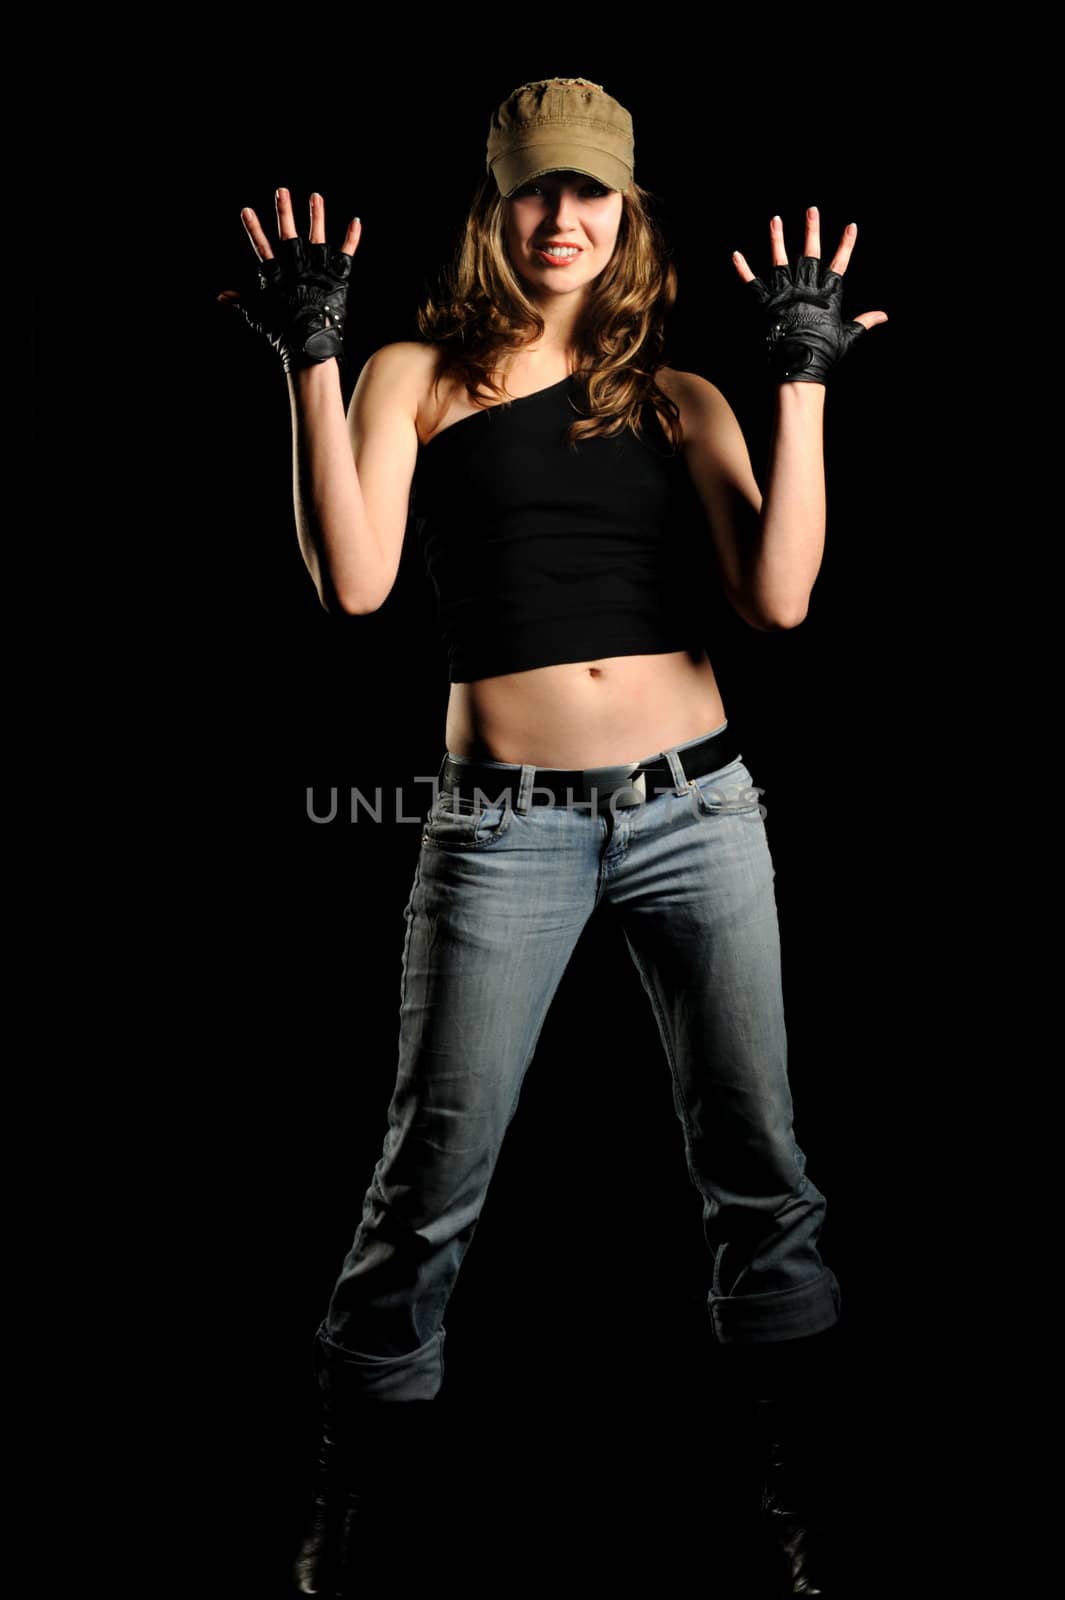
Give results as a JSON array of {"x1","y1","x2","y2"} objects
[
  {"x1": 287, "y1": 359, "x2": 353, "y2": 613},
  {"x1": 224, "y1": 190, "x2": 419, "y2": 615},
  {"x1": 679, "y1": 206, "x2": 887, "y2": 631},
  {"x1": 289, "y1": 345, "x2": 423, "y2": 615},
  {"x1": 673, "y1": 372, "x2": 825, "y2": 631},
  {"x1": 752, "y1": 381, "x2": 827, "y2": 628}
]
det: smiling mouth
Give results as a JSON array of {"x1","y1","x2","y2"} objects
[{"x1": 534, "y1": 245, "x2": 584, "y2": 264}]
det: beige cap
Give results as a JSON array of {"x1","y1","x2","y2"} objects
[{"x1": 486, "y1": 77, "x2": 635, "y2": 198}]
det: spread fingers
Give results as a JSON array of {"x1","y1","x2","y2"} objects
[
  {"x1": 240, "y1": 207, "x2": 274, "y2": 263},
  {"x1": 731, "y1": 250, "x2": 755, "y2": 283},
  {"x1": 828, "y1": 223, "x2": 858, "y2": 275},
  {"x1": 275, "y1": 186, "x2": 298, "y2": 242}
]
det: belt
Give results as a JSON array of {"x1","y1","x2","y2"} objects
[{"x1": 439, "y1": 724, "x2": 743, "y2": 810}]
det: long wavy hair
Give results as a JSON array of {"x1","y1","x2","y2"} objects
[{"x1": 416, "y1": 173, "x2": 682, "y2": 453}]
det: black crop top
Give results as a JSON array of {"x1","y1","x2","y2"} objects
[{"x1": 411, "y1": 373, "x2": 707, "y2": 683}]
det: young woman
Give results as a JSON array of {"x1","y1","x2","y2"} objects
[{"x1": 219, "y1": 75, "x2": 886, "y2": 1598}]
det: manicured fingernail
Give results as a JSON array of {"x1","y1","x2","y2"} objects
[{"x1": 772, "y1": 214, "x2": 781, "y2": 225}]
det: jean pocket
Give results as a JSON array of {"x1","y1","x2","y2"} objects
[
  {"x1": 691, "y1": 760, "x2": 766, "y2": 819},
  {"x1": 423, "y1": 789, "x2": 514, "y2": 849}
]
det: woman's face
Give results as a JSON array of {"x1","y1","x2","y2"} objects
[{"x1": 503, "y1": 170, "x2": 624, "y2": 295}]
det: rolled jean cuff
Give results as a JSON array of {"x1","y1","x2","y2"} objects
[
  {"x1": 315, "y1": 1321, "x2": 446, "y2": 1402},
  {"x1": 708, "y1": 1267, "x2": 842, "y2": 1345}
]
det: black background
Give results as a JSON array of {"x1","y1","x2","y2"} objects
[{"x1": 109, "y1": 37, "x2": 980, "y2": 1595}]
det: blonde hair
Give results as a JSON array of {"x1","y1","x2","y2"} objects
[{"x1": 416, "y1": 174, "x2": 682, "y2": 453}]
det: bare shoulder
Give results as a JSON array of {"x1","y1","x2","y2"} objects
[
  {"x1": 349, "y1": 340, "x2": 461, "y2": 440},
  {"x1": 349, "y1": 340, "x2": 434, "y2": 415},
  {"x1": 653, "y1": 366, "x2": 732, "y2": 444},
  {"x1": 655, "y1": 365, "x2": 725, "y2": 401}
]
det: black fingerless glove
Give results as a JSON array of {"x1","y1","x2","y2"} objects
[
  {"x1": 238, "y1": 235, "x2": 352, "y2": 375},
  {"x1": 747, "y1": 257, "x2": 866, "y2": 385}
]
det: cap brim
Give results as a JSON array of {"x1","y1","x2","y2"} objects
[{"x1": 491, "y1": 144, "x2": 632, "y2": 198}]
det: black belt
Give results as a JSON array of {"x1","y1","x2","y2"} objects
[{"x1": 439, "y1": 724, "x2": 743, "y2": 809}]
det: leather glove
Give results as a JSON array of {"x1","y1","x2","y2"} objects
[
  {"x1": 746, "y1": 256, "x2": 866, "y2": 385},
  {"x1": 236, "y1": 234, "x2": 352, "y2": 374}
]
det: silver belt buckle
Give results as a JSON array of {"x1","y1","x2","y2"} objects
[{"x1": 605, "y1": 765, "x2": 647, "y2": 809}]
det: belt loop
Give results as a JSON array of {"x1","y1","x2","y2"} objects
[
  {"x1": 516, "y1": 762, "x2": 537, "y2": 814},
  {"x1": 664, "y1": 747, "x2": 689, "y2": 796}
]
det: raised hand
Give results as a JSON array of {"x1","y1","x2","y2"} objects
[
  {"x1": 217, "y1": 189, "x2": 362, "y2": 375},
  {"x1": 732, "y1": 207, "x2": 887, "y2": 385}
]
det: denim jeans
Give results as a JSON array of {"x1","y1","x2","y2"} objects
[{"x1": 319, "y1": 722, "x2": 841, "y2": 1399}]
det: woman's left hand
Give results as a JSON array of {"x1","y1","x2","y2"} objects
[{"x1": 733, "y1": 208, "x2": 888, "y2": 385}]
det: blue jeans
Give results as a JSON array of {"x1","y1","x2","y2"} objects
[{"x1": 319, "y1": 722, "x2": 841, "y2": 1399}]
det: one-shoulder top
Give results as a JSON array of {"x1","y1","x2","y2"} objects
[{"x1": 410, "y1": 373, "x2": 707, "y2": 684}]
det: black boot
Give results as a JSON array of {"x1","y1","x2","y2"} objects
[
  {"x1": 751, "y1": 1390, "x2": 830, "y2": 1596},
  {"x1": 292, "y1": 1403, "x2": 378, "y2": 1597},
  {"x1": 291, "y1": 1332, "x2": 438, "y2": 1596},
  {"x1": 722, "y1": 1326, "x2": 842, "y2": 1596}
]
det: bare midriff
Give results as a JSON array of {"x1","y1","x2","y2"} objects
[
  {"x1": 420, "y1": 350, "x2": 726, "y2": 768},
  {"x1": 444, "y1": 650, "x2": 727, "y2": 768}
]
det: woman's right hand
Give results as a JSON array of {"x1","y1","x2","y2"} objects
[{"x1": 217, "y1": 189, "x2": 362, "y2": 375}]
